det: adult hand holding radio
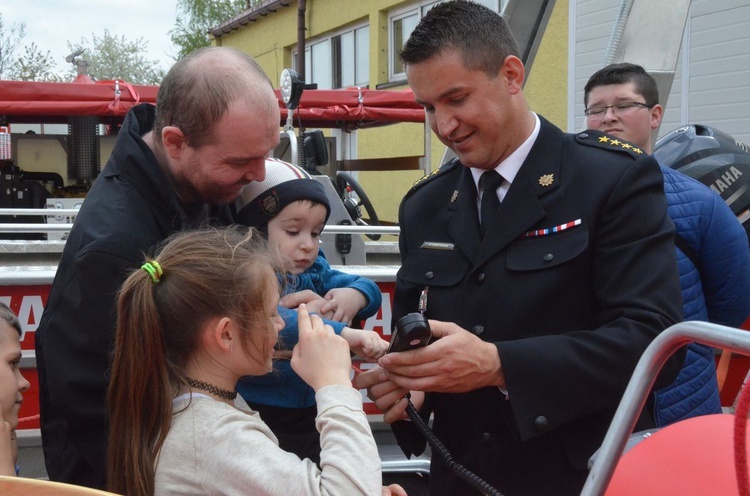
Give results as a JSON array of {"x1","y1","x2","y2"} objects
[
  {"x1": 355, "y1": 315, "x2": 508, "y2": 496},
  {"x1": 382, "y1": 319, "x2": 505, "y2": 393},
  {"x1": 354, "y1": 318, "x2": 505, "y2": 423}
]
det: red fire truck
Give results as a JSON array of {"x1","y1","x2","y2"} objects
[{"x1": 0, "y1": 76, "x2": 431, "y2": 490}]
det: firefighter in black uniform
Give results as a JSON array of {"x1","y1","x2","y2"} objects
[{"x1": 354, "y1": 2, "x2": 684, "y2": 494}]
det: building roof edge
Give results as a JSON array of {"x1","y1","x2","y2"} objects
[{"x1": 211, "y1": 0, "x2": 292, "y2": 37}]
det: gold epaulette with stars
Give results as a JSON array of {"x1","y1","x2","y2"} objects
[
  {"x1": 575, "y1": 131, "x2": 645, "y2": 158},
  {"x1": 407, "y1": 158, "x2": 460, "y2": 193}
]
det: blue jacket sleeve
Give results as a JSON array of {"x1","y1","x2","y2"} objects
[
  {"x1": 277, "y1": 305, "x2": 346, "y2": 348},
  {"x1": 698, "y1": 191, "x2": 750, "y2": 327}
]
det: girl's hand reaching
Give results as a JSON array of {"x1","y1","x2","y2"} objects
[
  {"x1": 382, "y1": 483, "x2": 408, "y2": 495},
  {"x1": 291, "y1": 304, "x2": 353, "y2": 392}
]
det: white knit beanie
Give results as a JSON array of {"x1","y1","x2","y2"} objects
[{"x1": 235, "y1": 158, "x2": 331, "y2": 228}]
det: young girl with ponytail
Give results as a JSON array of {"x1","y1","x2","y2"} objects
[{"x1": 106, "y1": 227, "x2": 399, "y2": 496}]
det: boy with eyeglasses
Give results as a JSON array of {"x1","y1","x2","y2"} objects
[{"x1": 584, "y1": 62, "x2": 750, "y2": 427}]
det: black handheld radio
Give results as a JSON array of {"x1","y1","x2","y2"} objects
[
  {"x1": 386, "y1": 298, "x2": 504, "y2": 495},
  {"x1": 387, "y1": 312, "x2": 432, "y2": 353}
]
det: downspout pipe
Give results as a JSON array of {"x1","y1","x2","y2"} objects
[
  {"x1": 603, "y1": 0, "x2": 635, "y2": 66},
  {"x1": 297, "y1": 0, "x2": 306, "y2": 79}
]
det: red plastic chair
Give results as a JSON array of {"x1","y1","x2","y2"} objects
[{"x1": 605, "y1": 413, "x2": 750, "y2": 495}]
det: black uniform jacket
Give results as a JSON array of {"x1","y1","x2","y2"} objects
[
  {"x1": 393, "y1": 117, "x2": 684, "y2": 495},
  {"x1": 34, "y1": 104, "x2": 235, "y2": 488}
]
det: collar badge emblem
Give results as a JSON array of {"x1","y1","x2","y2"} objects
[{"x1": 539, "y1": 174, "x2": 554, "y2": 187}]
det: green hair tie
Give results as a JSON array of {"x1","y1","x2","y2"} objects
[{"x1": 141, "y1": 261, "x2": 163, "y2": 284}]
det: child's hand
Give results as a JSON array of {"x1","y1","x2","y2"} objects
[
  {"x1": 340, "y1": 328, "x2": 389, "y2": 361},
  {"x1": 0, "y1": 400, "x2": 16, "y2": 476},
  {"x1": 291, "y1": 304, "x2": 353, "y2": 391},
  {"x1": 280, "y1": 290, "x2": 333, "y2": 320},
  {"x1": 320, "y1": 288, "x2": 367, "y2": 325}
]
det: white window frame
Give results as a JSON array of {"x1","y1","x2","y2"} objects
[{"x1": 293, "y1": 22, "x2": 370, "y2": 90}]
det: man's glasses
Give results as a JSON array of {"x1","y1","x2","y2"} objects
[{"x1": 584, "y1": 101, "x2": 652, "y2": 118}]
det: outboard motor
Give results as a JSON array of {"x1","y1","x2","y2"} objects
[{"x1": 653, "y1": 124, "x2": 750, "y2": 238}]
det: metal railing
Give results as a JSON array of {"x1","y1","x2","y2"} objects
[
  {"x1": 582, "y1": 321, "x2": 750, "y2": 495},
  {"x1": 0, "y1": 208, "x2": 401, "y2": 235},
  {"x1": 0, "y1": 208, "x2": 80, "y2": 216}
]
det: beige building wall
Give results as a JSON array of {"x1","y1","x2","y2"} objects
[
  {"x1": 212, "y1": 0, "x2": 570, "y2": 224},
  {"x1": 524, "y1": 0, "x2": 568, "y2": 130}
]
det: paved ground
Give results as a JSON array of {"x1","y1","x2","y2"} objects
[{"x1": 17, "y1": 431, "x2": 47, "y2": 479}]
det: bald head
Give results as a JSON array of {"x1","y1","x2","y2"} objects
[{"x1": 153, "y1": 47, "x2": 277, "y2": 148}]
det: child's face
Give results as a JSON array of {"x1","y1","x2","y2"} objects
[
  {"x1": 0, "y1": 321, "x2": 29, "y2": 430},
  {"x1": 267, "y1": 200, "x2": 327, "y2": 275}
]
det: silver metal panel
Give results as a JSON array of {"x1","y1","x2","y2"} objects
[
  {"x1": 0, "y1": 266, "x2": 57, "y2": 284},
  {"x1": 0, "y1": 240, "x2": 66, "y2": 254},
  {"x1": 333, "y1": 265, "x2": 400, "y2": 282},
  {"x1": 608, "y1": 1, "x2": 691, "y2": 71}
]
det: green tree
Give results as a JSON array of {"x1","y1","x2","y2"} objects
[
  {"x1": 0, "y1": 13, "x2": 27, "y2": 78},
  {"x1": 67, "y1": 30, "x2": 166, "y2": 85},
  {"x1": 170, "y1": 0, "x2": 251, "y2": 60},
  {"x1": 10, "y1": 42, "x2": 62, "y2": 82}
]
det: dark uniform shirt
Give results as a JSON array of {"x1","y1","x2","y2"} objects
[{"x1": 392, "y1": 116, "x2": 684, "y2": 496}]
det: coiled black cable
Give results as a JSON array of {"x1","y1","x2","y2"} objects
[{"x1": 404, "y1": 396, "x2": 504, "y2": 496}]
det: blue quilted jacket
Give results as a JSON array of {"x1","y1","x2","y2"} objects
[
  {"x1": 237, "y1": 250, "x2": 382, "y2": 408},
  {"x1": 653, "y1": 166, "x2": 750, "y2": 426}
]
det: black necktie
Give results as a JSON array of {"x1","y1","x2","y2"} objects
[{"x1": 480, "y1": 170, "x2": 504, "y2": 237}]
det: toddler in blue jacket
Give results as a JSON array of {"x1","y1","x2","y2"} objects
[{"x1": 235, "y1": 159, "x2": 387, "y2": 463}]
